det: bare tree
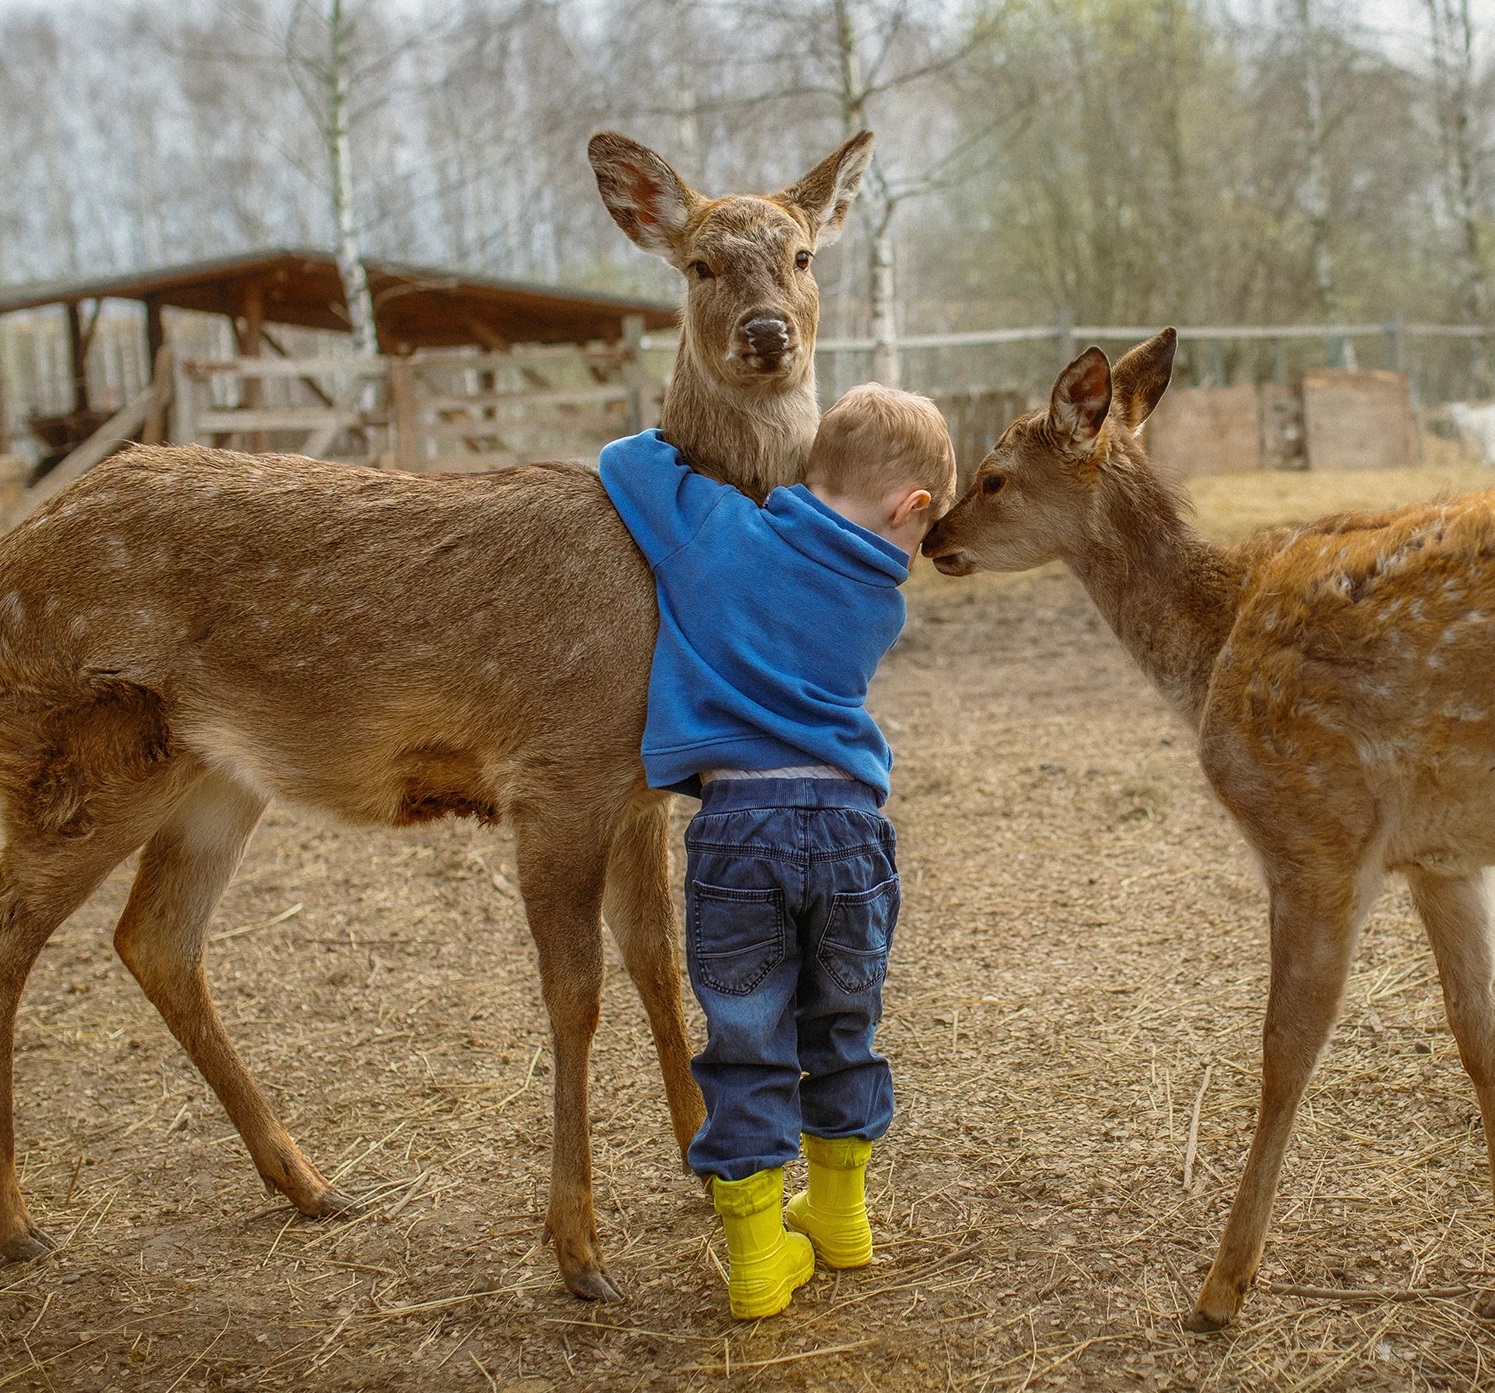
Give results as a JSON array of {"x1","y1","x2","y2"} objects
[
  {"x1": 284, "y1": 0, "x2": 377, "y2": 355},
  {"x1": 1296, "y1": 0, "x2": 1352, "y2": 366},
  {"x1": 811, "y1": 0, "x2": 1010, "y2": 384},
  {"x1": 1427, "y1": 0, "x2": 1489, "y2": 387}
]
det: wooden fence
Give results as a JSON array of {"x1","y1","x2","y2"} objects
[
  {"x1": 171, "y1": 328, "x2": 655, "y2": 470},
  {"x1": 929, "y1": 387, "x2": 1029, "y2": 490}
]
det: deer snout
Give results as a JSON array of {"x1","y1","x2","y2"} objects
[
  {"x1": 921, "y1": 524, "x2": 976, "y2": 576},
  {"x1": 739, "y1": 315, "x2": 795, "y2": 364}
]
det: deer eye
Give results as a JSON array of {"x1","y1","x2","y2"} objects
[
  {"x1": 794, "y1": 250, "x2": 813, "y2": 270},
  {"x1": 688, "y1": 260, "x2": 715, "y2": 280},
  {"x1": 980, "y1": 473, "x2": 1005, "y2": 497}
]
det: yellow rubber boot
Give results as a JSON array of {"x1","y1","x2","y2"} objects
[
  {"x1": 713, "y1": 1168, "x2": 815, "y2": 1319},
  {"x1": 785, "y1": 1135, "x2": 873, "y2": 1269}
]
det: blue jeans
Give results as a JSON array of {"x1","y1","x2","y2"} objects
[{"x1": 683, "y1": 777, "x2": 898, "y2": 1182}]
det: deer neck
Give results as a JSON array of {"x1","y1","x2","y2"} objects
[
  {"x1": 658, "y1": 354, "x2": 819, "y2": 503},
  {"x1": 1062, "y1": 464, "x2": 1244, "y2": 730}
]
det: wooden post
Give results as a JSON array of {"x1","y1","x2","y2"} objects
[
  {"x1": 622, "y1": 314, "x2": 646, "y2": 434},
  {"x1": 239, "y1": 280, "x2": 265, "y2": 451},
  {"x1": 141, "y1": 346, "x2": 174, "y2": 446},
  {"x1": 388, "y1": 355, "x2": 419, "y2": 471},
  {"x1": 172, "y1": 353, "x2": 197, "y2": 447},
  {"x1": 145, "y1": 296, "x2": 165, "y2": 365},
  {"x1": 66, "y1": 301, "x2": 90, "y2": 413},
  {"x1": 1385, "y1": 313, "x2": 1404, "y2": 374}
]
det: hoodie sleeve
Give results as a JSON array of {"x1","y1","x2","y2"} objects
[{"x1": 599, "y1": 431, "x2": 736, "y2": 566}]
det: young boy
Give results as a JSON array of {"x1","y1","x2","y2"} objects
[{"x1": 599, "y1": 384, "x2": 957, "y2": 1319}]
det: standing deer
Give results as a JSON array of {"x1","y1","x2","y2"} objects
[
  {"x1": 0, "y1": 129, "x2": 873, "y2": 1302},
  {"x1": 923, "y1": 327, "x2": 1495, "y2": 1330}
]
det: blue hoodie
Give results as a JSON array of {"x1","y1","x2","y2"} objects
[{"x1": 599, "y1": 430, "x2": 908, "y2": 803}]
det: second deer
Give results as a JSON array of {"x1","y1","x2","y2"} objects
[
  {"x1": 923, "y1": 328, "x2": 1495, "y2": 1330},
  {"x1": 0, "y1": 129, "x2": 873, "y2": 1301}
]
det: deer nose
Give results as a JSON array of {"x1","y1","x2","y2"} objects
[{"x1": 743, "y1": 316, "x2": 791, "y2": 357}]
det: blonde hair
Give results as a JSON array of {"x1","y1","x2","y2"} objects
[{"x1": 804, "y1": 384, "x2": 957, "y2": 515}]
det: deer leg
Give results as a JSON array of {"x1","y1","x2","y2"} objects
[
  {"x1": 113, "y1": 771, "x2": 353, "y2": 1219},
  {"x1": 1407, "y1": 867, "x2": 1495, "y2": 1318},
  {"x1": 513, "y1": 808, "x2": 618, "y2": 1302},
  {"x1": 602, "y1": 793, "x2": 704, "y2": 1167},
  {"x1": 1, "y1": 818, "x2": 182, "y2": 1262},
  {"x1": 1187, "y1": 866, "x2": 1368, "y2": 1331}
]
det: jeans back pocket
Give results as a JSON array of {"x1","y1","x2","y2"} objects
[
  {"x1": 818, "y1": 876, "x2": 899, "y2": 994},
  {"x1": 691, "y1": 883, "x2": 785, "y2": 996}
]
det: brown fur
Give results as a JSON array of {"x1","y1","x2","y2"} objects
[
  {"x1": 925, "y1": 328, "x2": 1495, "y2": 1330},
  {"x1": 0, "y1": 131, "x2": 874, "y2": 1303}
]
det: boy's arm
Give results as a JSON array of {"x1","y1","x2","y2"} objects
[{"x1": 598, "y1": 432, "x2": 742, "y2": 565}]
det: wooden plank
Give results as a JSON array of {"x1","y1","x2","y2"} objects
[
  {"x1": 414, "y1": 344, "x2": 624, "y2": 370},
  {"x1": 5, "y1": 382, "x2": 154, "y2": 529},
  {"x1": 173, "y1": 348, "x2": 197, "y2": 445},
  {"x1": 300, "y1": 422, "x2": 341, "y2": 459},
  {"x1": 388, "y1": 356, "x2": 419, "y2": 471},
  {"x1": 420, "y1": 420, "x2": 616, "y2": 447},
  {"x1": 418, "y1": 386, "x2": 626, "y2": 413},
  {"x1": 141, "y1": 345, "x2": 175, "y2": 445},
  {"x1": 66, "y1": 301, "x2": 90, "y2": 412},
  {"x1": 622, "y1": 314, "x2": 645, "y2": 433},
  {"x1": 193, "y1": 409, "x2": 366, "y2": 432},
  {"x1": 184, "y1": 357, "x2": 391, "y2": 380}
]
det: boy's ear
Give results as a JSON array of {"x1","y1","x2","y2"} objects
[{"x1": 891, "y1": 487, "x2": 933, "y2": 528}]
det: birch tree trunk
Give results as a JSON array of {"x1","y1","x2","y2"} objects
[
  {"x1": 868, "y1": 209, "x2": 899, "y2": 387},
  {"x1": 1428, "y1": 0, "x2": 1488, "y2": 390},
  {"x1": 1298, "y1": 0, "x2": 1350, "y2": 367},
  {"x1": 328, "y1": 0, "x2": 377, "y2": 358}
]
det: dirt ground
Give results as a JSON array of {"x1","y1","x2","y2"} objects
[{"x1": 3, "y1": 458, "x2": 1495, "y2": 1391}]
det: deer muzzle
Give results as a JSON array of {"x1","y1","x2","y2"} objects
[
  {"x1": 738, "y1": 315, "x2": 797, "y2": 370},
  {"x1": 921, "y1": 524, "x2": 977, "y2": 576}
]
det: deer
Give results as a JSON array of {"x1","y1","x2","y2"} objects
[
  {"x1": 0, "y1": 128, "x2": 874, "y2": 1303},
  {"x1": 922, "y1": 327, "x2": 1495, "y2": 1331}
]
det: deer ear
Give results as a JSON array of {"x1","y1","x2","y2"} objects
[
  {"x1": 589, "y1": 132, "x2": 703, "y2": 263},
  {"x1": 1110, "y1": 327, "x2": 1176, "y2": 433},
  {"x1": 1048, "y1": 347, "x2": 1113, "y2": 456},
  {"x1": 778, "y1": 130, "x2": 875, "y2": 247}
]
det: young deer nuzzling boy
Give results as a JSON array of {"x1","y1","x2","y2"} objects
[{"x1": 923, "y1": 328, "x2": 1495, "y2": 1331}]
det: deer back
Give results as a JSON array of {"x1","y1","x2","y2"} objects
[{"x1": 0, "y1": 446, "x2": 656, "y2": 828}]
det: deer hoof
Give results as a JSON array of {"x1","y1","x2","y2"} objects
[
  {"x1": 0, "y1": 1222, "x2": 58, "y2": 1264},
  {"x1": 301, "y1": 1188, "x2": 359, "y2": 1221},
  {"x1": 1182, "y1": 1306, "x2": 1231, "y2": 1334},
  {"x1": 566, "y1": 1267, "x2": 623, "y2": 1303}
]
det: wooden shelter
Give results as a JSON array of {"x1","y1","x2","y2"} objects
[{"x1": 0, "y1": 251, "x2": 676, "y2": 518}]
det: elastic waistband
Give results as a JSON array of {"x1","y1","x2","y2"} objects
[{"x1": 697, "y1": 776, "x2": 883, "y2": 814}]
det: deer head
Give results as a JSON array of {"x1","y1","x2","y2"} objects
[
  {"x1": 922, "y1": 329, "x2": 1179, "y2": 575},
  {"x1": 590, "y1": 130, "x2": 875, "y2": 499}
]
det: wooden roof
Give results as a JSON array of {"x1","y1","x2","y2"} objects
[{"x1": 0, "y1": 249, "x2": 677, "y2": 349}]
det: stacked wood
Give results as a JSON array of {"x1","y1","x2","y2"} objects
[
  {"x1": 1300, "y1": 368, "x2": 1417, "y2": 471},
  {"x1": 1144, "y1": 371, "x2": 1413, "y2": 478}
]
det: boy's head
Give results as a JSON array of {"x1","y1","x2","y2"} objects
[{"x1": 804, "y1": 384, "x2": 957, "y2": 555}]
